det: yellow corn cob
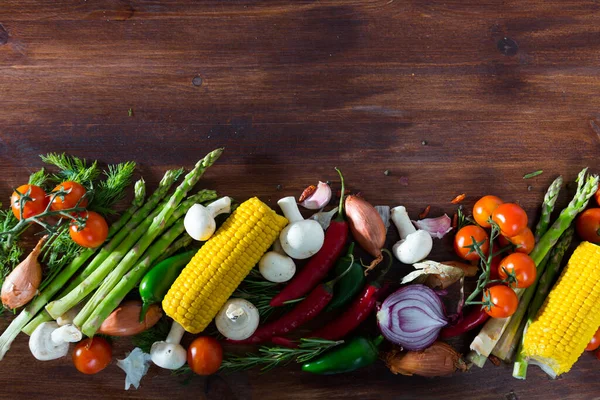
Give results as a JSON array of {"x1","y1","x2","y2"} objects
[
  {"x1": 162, "y1": 197, "x2": 287, "y2": 333},
  {"x1": 523, "y1": 241, "x2": 600, "y2": 377}
]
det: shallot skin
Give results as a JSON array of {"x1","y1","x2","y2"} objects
[
  {"x1": 385, "y1": 342, "x2": 466, "y2": 377},
  {"x1": 98, "y1": 300, "x2": 162, "y2": 336},
  {"x1": 345, "y1": 195, "x2": 386, "y2": 272},
  {"x1": 1, "y1": 237, "x2": 45, "y2": 309}
]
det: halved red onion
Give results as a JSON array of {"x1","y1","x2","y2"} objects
[
  {"x1": 376, "y1": 284, "x2": 448, "y2": 351},
  {"x1": 412, "y1": 214, "x2": 452, "y2": 239}
]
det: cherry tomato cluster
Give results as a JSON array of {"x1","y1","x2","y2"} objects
[
  {"x1": 454, "y1": 195, "x2": 536, "y2": 319},
  {"x1": 10, "y1": 182, "x2": 108, "y2": 248},
  {"x1": 575, "y1": 187, "x2": 600, "y2": 244}
]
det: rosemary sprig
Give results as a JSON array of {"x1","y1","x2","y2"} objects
[
  {"x1": 456, "y1": 206, "x2": 475, "y2": 230},
  {"x1": 220, "y1": 338, "x2": 343, "y2": 372},
  {"x1": 232, "y1": 269, "x2": 280, "y2": 319},
  {"x1": 132, "y1": 317, "x2": 171, "y2": 353}
]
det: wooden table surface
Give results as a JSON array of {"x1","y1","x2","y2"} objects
[{"x1": 2, "y1": 1, "x2": 600, "y2": 399}]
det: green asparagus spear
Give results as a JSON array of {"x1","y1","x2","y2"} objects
[
  {"x1": 0, "y1": 180, "x2": 150, "y2": 359},
  {"x1": 45, "y1": 168, "x2": 185, "y2": 319},
  {"x1": 157, "y1": 234, "x2": 194, "y2": 263},
  {"x1": 534, "y1": 176, "x2": 563, "y2": 242},
  {"x1": 512, "y1": 228, "x2": 574, "y2": 379},
  {"x1": 81, "y1": 218, "x2": 188, "y2": 336},
  {"x1": 73, "y1": 189, "x2": 217, "y2": 327}
]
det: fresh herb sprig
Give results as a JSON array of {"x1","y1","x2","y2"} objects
[
  {"x1": 218, "y1": 338, "x2": 343, "y2": 373},
  {"x1": 89, "y1": 162, "x2": 137, "y2": 215},
  {"x1": 40, "y1": 153, "x2": 100, "y2": 185},
  {"x1": 132, "y1": 317, "x2": 171, "y2": 353}
]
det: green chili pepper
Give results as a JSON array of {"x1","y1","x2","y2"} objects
[
  {"x1": 301, "y1": 335, "x2": 383, "y2": 375},
  {"x1": 325, "y1": 243, "x2": 365, "y2": 312},
  {"x1": 139, "y1": 250, "x2": 195, "y2": 321}
]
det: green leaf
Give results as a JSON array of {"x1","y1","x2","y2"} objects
[{"x1": 523, "y1": 170, "x2": 544, "y2": 179}]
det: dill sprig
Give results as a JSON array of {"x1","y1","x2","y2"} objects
[
  {"x1": 39, "y1": 225, "x2": 85, "y2": 291},
  {"x1": 0, "y1": 206, "x2": 23, "y2": 283},
  {"x1": 88, "y1": 161, "x2": 137, "y2": 215},
  {"x1": 28, "y1": 168, "x2": 49, "y2": 188},
  {"x1": 40, "y1": 153, "x2": 100, "y2": 185},
  {"x1": 217, "y1": 338, "x2": 343, "y2": 373}
]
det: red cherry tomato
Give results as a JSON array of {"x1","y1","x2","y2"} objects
[
  {"x1": 483, "y1": 285, "x2": 519, "y2": 318},
  {"x1": 498, "y1": 253, "x2": 537, "y2": 288},
  {"x1": 504, "y1": 227, "x2": 535, "y2": 255},
  {"x1": 576, "y1": 209, "x2": 600, "y2": 244},
  {"x1": 187, "y1": 336, "x2": 223, "y2": 375},
  {"x1": 72, "y1": 337, "x2": 112, "y2": 374},
  {"x1": 50, "y1": 181, "x2": 88, "y2": 211},
  {"x1": 489, "y1": 253, "x2": 503, "y2": 282},
  {"x1": 10, "y1": 184, "x2": 48, "y2": 220},
  {"x1": 454, "y1": 225, "x2": 490, "y2": 261},
  {"x1": 595, "y1": 187, "x2": 600, "y2": 207},
  {"x1": 473, "y1": 195, "x2": 503, "y2": 228},
  {"x1": 69, "y1": 211, "x2": 108, "y2": 248},
  {"x1": 492, "y1": 203, "x2": 528, "y2": 237},
  {"x1": 586, "y1": 328, "x2": 600, "y2": 351}
]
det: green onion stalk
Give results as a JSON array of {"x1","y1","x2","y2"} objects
[
  {"x1": 0, "y1": 177, "x2": 147, "y2": 358},
  {"x1": 512, "y1": 227, "x2": 574, "y2": 379},
  {"x1": 469, "y1": 169, "x2": 598, "y2": 367}
]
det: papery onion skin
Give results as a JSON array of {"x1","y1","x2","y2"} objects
[
  {"x1": 376, "y1": 284, "x2": 448, "y2": 351},
  {"x1": 1, "y1": 237, "x2": 45, "y2": 309},
  {"x1": 385, "y1": 342, "x2": 466, "y2": 377},
  {"x1": 345, "y1": 195, "x2": 386, "y2": 272}
]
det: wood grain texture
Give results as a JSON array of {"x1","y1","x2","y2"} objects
[{"x1": 1, "y1": 0, "x2": 600, "y2": 399}]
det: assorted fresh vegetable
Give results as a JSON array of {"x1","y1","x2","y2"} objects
[{"x1": 1, "y1": 152, "x2": 599, "y2": 389}]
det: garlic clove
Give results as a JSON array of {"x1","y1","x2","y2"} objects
[{"x1": 300, "y1": 182, "x2": 332, "y2": 210}]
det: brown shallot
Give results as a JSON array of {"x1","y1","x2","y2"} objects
[
  {"x1": 98, "y1": 300, "x2": 162, "y2": 336},
  {"x1": 344, "y1": 195, "x2": 386, "y2": 274},
  {"x1": 385, "y1": 342, "x2": 467, "y2": 377},
  {"x1": 1, "y1": 236, "x2": 46, "y2": 309}
]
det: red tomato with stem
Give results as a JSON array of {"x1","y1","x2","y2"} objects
[
  {"x1": 504, "y1": 227, "x2": 535, "y2": 255},
  {"x1": 483, "y1": 285, "x2": 519, "y2": 318},
  {"x1": 595, "y1": 187, "x2": 600, "y2": 207},
  {"x1": 492, "y1": 203, "x2": 528, "y2": 237},
  {"x1": 69, "y1": 211, "x2": 108, "y2": 248},
  {"x1": 454, "y1": 225, "x2": 490, "y2": 261},
  {"x1": 498, "y1": 253, "x2": 537, "y2": 288},
  {"x1": 187, "y1": 336, "x2": 223, "y2": 375},
  {"x1": 72, "y1": 337, "x2": 112, "y2": 374},
  {"x1": 50, "y1": 181, "x2": 88, "y2": 211},
  {"x1": 10, "y1": 184, "x2": 48, "y2": 220},
  {"x1": 473, "y1": 195, "x2": 503, "y2": 228},
  {"x1": 576, "y1": 209, "x2": 600, "y2": 244},
  {"x1": 586, "y1": 328, "x2": 600, "y2": 351}
]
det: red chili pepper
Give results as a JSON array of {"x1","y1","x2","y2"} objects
[
  {"x1": 309, "y1": 251, "x2": 392, "y2": 341},
  {"x1": 270, "y1": 169, "x2": 349, "y2": 307},
  {"x1": 439, "y1": 306, "x2": 489, "y2": 338},
  {"x1": 231, "y1": 260, "x2": 355, "y2": 345}
]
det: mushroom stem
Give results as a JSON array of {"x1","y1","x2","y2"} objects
[
  {"x1": 205, "y1": 197, "x2": 231, "y2": 217},
  {"x1": 166, "y1": 322, "x2": 185, "y2": 344},
  {"x1": 50, "y1": 324, "x2": 82, "y2": 344},
  {"x1": 277, "y1": 197, "x2": 304, "y2": 223},
  {"x1": 272, "y1": 239, "x2": 285, "y2": 254},
  {"x1": 391, "y1": 206, "x2": 416, "y2": 239}
]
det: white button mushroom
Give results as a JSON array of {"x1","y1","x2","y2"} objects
[
  {"x1": 391, "y1": 206, "x2": 433, "y2": 264},
  {"x1": 29, "y1": 321, "x2": 82, "y2": 361},
  {"x1": 215, "y1": 299, "x2": 260, "y2": 340},
  {"x1": 184, "y1": 196, "x2": 231, "y2": 241},
  {"x1": 277, "y1": 196, "x2": 325, "y2": 259},
  {"x1": 258, "y1": 240, "x2": 296, "y2": 283},
  {"x1": 150, "y1": 321, "x2": 187, "y2": 370}
]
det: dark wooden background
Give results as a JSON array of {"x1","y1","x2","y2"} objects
[{"x1": 2, "y1": 1, "x2": 600, "y2": 399}]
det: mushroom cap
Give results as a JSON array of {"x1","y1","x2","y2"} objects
[
  {"x1": 215, "y1": 299, "x2": 260, "y2": 340},
  {"x1": 184, "y1": 204, "x2": 216, "y2": 241},
  {"x1": 279, "y1": 220, "x2": 325, "y2": 259},
  {"x1": 259, "y1": 252, "x2": 296, "y2": 283},
  {"x1": 392, "y1": 230, "x2": 433, "y2": 264},
  {"x1": 150, "y1": 342, "x2": 187, "y2": 370},
  {"x1": 29, "y1": 321, "x2": 71, "y2": 361}
]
